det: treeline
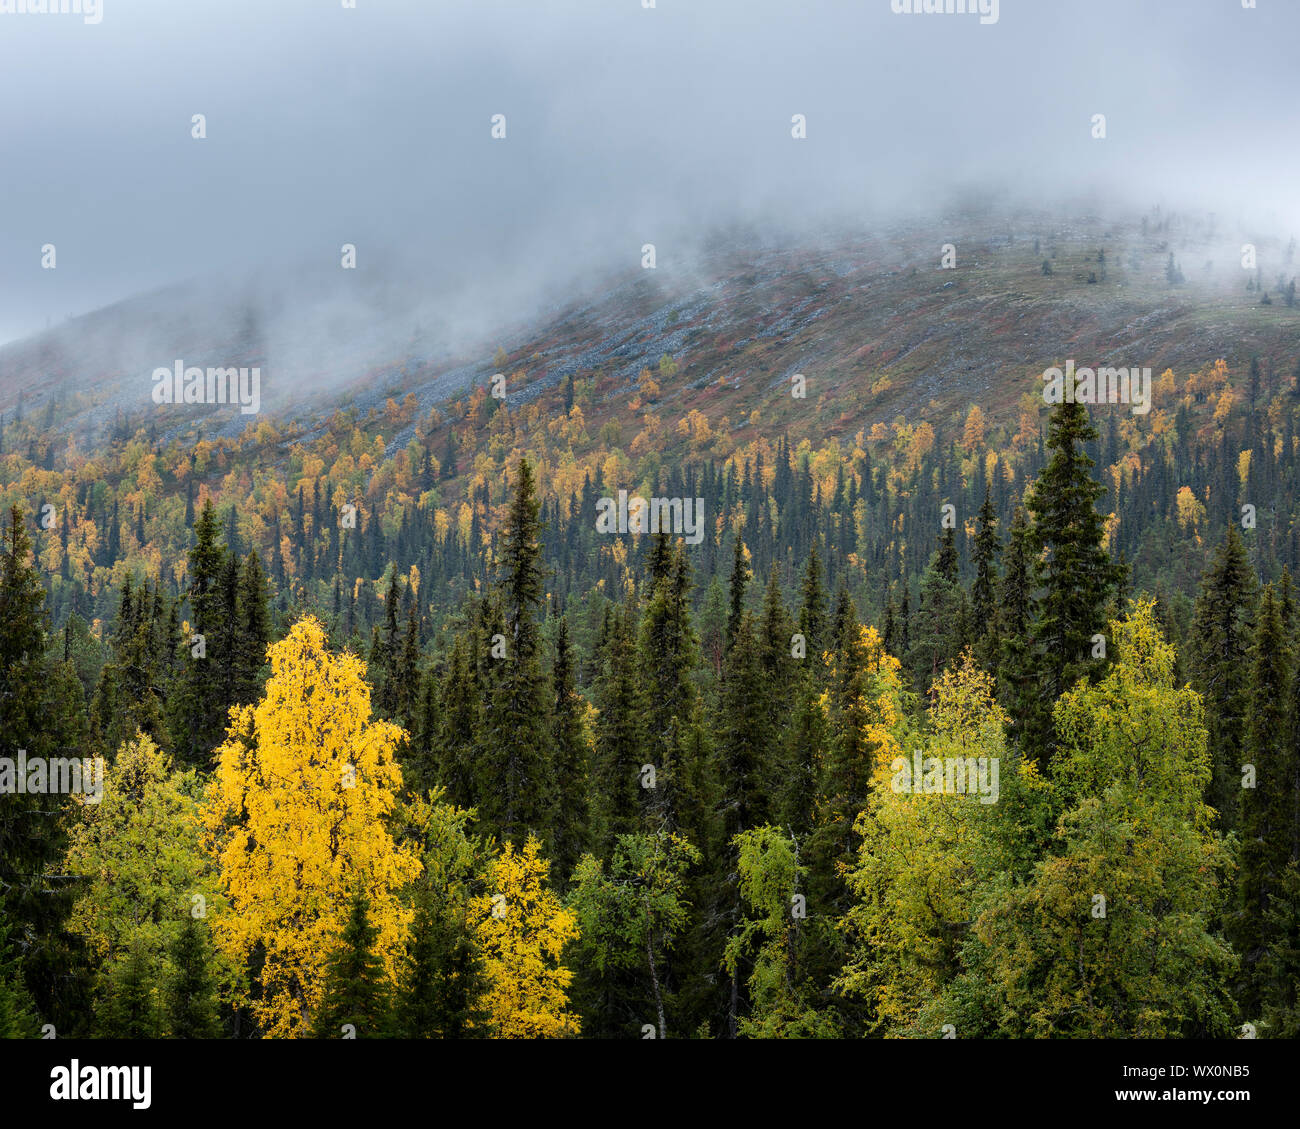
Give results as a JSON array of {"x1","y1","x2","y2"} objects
[{"x1": 1, "y1": 396, "x2": 1299, "y2": 1037}]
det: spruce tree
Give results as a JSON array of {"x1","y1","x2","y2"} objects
[
  {"x1": 0, "y1": 896, "x2": 39, "y2": 1038},
  {"x1": 0, "y1": 501, "x2": 54, "y2": 812},
  {"x1": 166, "y1": 917, "x2": 221, "y2": 1038},
  {"x1": 394, "y1": 598, "x2": 421, "y2": 726},
  {"x1": 803, "y1": 593, "x2": 876, "y2": 1034},
  {"x1": 398, "y1": 892, "x2": 488, "y2": 1038},
  {"x1": 377, "y1": 567, "x2": 402, "y2": 717},
  {"x1": 213, "y1": 551, "x2": 242, "y2": 717},
  {"x1": 311, "y1": 890, "x2": 393, "y2": 1039},
  {"x1": 757, "y1": 565, "x2": 796, "y2": 797},
  {"x1": 716, "y1": 611, "x2": 773, "y2": 847},
  {"x1": 1260, "y1": 864, "x2": 1300, "y2": 1037},
  {"x1": 970, "y1": 484, "x2": 1000, "y2": 667},
  {"x1": 98, "y1": 937, "x2": 163, "y2": 1038},
  {"x1": 550, "y1": 617, "x2": 590, "y2": 886},
  {"x1": 779, "y1": 674, "x2": 828, "y2": 839},
  {"x1": 906, "y1": 537, "x2": 965, "y2": 695},
  {"x1": 935, "y1": 526, "x2": 959, "y2": 583},
  {"x1": 727, "y1": 537, "x2": 750, "y2": 649},
  {"x1": 169, "y1": 500, "x2": 230, "y2": 767},
  {"x1": 899, "y1": 586, "x2": 911, "y2": 655},
  {"x1": 0, "y1": 504, "x2": 81, "y2": 1010},
  {"x1": 797, "y1": 539, "x2": 828, "y2": 669},
  {"x1": 638, "y1": 542, "x2": 701, "y2": 832},
  {"x1": 995, "y1": 507, "x2": 1037, "y2": 733},
  {"x1": 235, "y1": 550, "x2": 271, "y2": 706},
  {"x1": 1233, "y1": 586, "x2": 1294, "y2": 1018},
  {"x1": 592, "y1": 606, "x2": 644, "y2": 854},
  {"x1": 698, "y1": 575, "x2": 728, "y2": 680},
  {"x1": 1025, "y1": 398, "x2": 1119, "y2": 764},
  {"x1": 188, "y1": 499, "x2": 226, "y2": 636},
  {"x1": 1189, "y1": 525, "x2": 1258, "y2": 828},
  {"x1": 478, "y1": 459, "x2": 556, "y2": 845},
  {"x1": 713, "y1": 610, "x2": 772, "y2": 1037},
  {"x1": 438, "y1": 635, "x2": 481, "y2": 810},
  {"x1": 407, "y1": 669, "x2": 442, "y2": 794},
  {"x1": 645, "y1": 527, "x2": 672, "y2": 588},
  {"x1": 815, "y1": 596, "x2": 875, "y2": 871}
]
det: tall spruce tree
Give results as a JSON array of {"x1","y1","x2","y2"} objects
[
  {"x1": 213, "y1": 551, "x2": 242, "y2": 716},
  {"x1": 593, "y1": 605, "x2": 644, "y2": 854},
  {"x1": 906, "y1": 535, "x2": 966, "y2": 695},
  {"x1": 478, "y1": 459, "x2": 556, "y2": 845},
  {"x1": 1233, "y1": 586, "x2": 1294, "y2": 1019},
  {"x1": 971, "y1": 484, "x2": 1000, "y2": 667},
  {"x1": 1025, "y1": 397, "x2": 1119, "y2": 764},
  {"x1": 995, "y1": 506, "x2": 1037, "y2": 733},
  {"x1": 438, "y1": 635, "x2": 481, "y2": 810},
  {"x1": 715, "y1": 611, "x2": 771, "y2": 847},
  {"x1": 376, "y1": 567, "x2": 402, "y2": 717},
  {"x1": 169, "y1": 499, "x2": 230, "y2": 767},
  {"x1": 0, "y1": 896, "x2": 39, "y2": 1037},
  {"x1": 98, "y1": 936, "x2": 163, "y2": 1038},
  {"x1": 756, "y1": 565, "x2": 796, "y2": 797},
  {"x1": 0, "y1": 505, "x2": 85, "y2": 1026},
  {"x1": 394, "y1": 597, "x2": 422, "y2": 726},
  {"x1": 713, "y1": 609, "x2": 772, "y2": 1037},
  {"x1": 638, "y1": 541, "x2": 701, "y2": 832},
  {"x1": 797, "y1": 540, "x2": 828, "y2": 670},
  {"x1": 0, "y1": 506, "x2": 57, "y2": 870},
  {"x1": 1190, "y1": 525, "x2": 1258, "y2": 828},
  {"x1": 727, "y1": 537, "x2": 750, "y2": 649},
  {"x1": 550, "y1": 617, "x2": 591, "y2": 886},
  {"x1": 235, "y1": 550, "x2": 271, "y2": 706}
]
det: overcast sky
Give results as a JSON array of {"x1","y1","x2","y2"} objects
[{"x1": 2, "y1": 0, "x2": 1298, "y2": 345}]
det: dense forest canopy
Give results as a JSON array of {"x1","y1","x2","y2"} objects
[{"x1": 3, "y1": 342, "x2": 1300, "y2": 1035}]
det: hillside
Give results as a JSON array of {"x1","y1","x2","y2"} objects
[
  {"x1": 2, "y1": 204, "x2": 1299, "y2": 653},
  {"x1": 5, "y1": 207, "x2": 1298, "y2": 457}
]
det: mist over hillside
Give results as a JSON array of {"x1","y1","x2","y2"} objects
[{"x1": 4, "y1": 200, "x2": 1297, "y2": 461}]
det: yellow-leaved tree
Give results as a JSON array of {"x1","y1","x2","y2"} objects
[
  {"x1": 201, "y1": 616, "x2": 421, "y2": 1038},
  {"x1": 837, "y1": 652, "x2": 1011, "y2": 1034},
  {"x1": 471, "y1": 835, "x2": 580, "y2": 1038}
]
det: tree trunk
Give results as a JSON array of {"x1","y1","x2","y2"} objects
[{"x1": 645, "y1": 897, "x2": 666, "y2": 1039}]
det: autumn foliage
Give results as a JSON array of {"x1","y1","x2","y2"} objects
[{"x1": 201, "y1": 616, "x2": 421, "y2": 1037}]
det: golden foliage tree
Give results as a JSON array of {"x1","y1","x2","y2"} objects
[
  {"x1": 201, "y1": 616, "x2": 421, "y2": 1038},
  {"x1": 471, "y1": 835, "x2": 580, "y2": 1038},
  {"x1": 961, "y1": 404, "x2": 987, "y2": 452}
]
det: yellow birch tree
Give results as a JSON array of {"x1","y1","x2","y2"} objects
[
  {"x1": 471, "y1": 835, "x2": 580, "y2": 1038},
  {"x1": 201, "y1": 616, "x2": 421, "y2": 1038}
]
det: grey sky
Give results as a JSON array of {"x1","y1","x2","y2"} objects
[{"x1": 2, "y1": 0, "x2": 1297, "y2": 345}]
